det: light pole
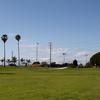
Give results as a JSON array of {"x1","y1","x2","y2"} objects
[
  {"x1": 1, "y1": 34, "x2": 8, "y2": 67},
  {"x1": 12, "y1": 51, "x2": 14, "y2": 58},
  {"x1": 36, "y1": 42, "x2": 39, "y2": 62},
  {"x1": 85, "y1": 54, "x2": 88, "y2": 65},
  {"x1": 15, "y1": 34, "x2": 21, "y2": 66},
  {"x1": 62, "y1": 53, "x2": 66, "y2": 64},
  {"x1": 48, "y1": 42, "x2": 52, "y2": 66}
]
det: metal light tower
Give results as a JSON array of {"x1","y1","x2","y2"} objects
[
  {"x1": 12, "y1": 51, "x2": 14, "y2": 58},
  {"x1": 1, "y1": 34, "x2": 8, "y2": 67},
  {"x1": 85, "y1": 54, "x2": 88, "y2": 65},
  {"x1": 36, "y1": 42, "x2": 39, "y2": 62},
  {"x1": 62, "y1": 53, "x2": 66, "y2": 64},
  {"x1": 48, "y1": 42, "x2": 52, "y2": 66}
]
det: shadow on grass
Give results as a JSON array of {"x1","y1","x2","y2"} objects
[{"x1": 0, "y1": 72, "x2": 15, "y2": 75}]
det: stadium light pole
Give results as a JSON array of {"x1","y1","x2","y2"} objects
[
  {"x1": 85, "y1": 54, "x2": 88, "y2": 65},
  {"x1": 62, "y1": 53, "x2": 66, "y2": 64},
  {"x1": 36, "y1": 42, "x2": 39, "y2": 62},
  {"x1": 48, "y1": 42, "x2": 52, "y2": 66}
]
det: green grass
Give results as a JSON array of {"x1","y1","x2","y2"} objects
[{"x1": 0, "y1": 67, "x2": 100, "y2": 100}]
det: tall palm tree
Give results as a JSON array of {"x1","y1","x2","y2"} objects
[
  {"x1": 1, "y1": 34, "x2": 8, "y2": 67},
  {"x1": 15, "y1": 34, "x2": 21, "y2": 66}
]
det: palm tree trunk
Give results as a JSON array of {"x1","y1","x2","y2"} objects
[
  {"x1": 18, "y1": 41, "x2": 20, "y2": 66},
  {"x1": 4, "y1": 43, "x2": 6, "y2": 67}
]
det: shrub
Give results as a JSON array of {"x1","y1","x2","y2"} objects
[
  {"x1": 41, "y1": 62, "x2": 48, "y2": 67},
  {"x1": 33, "y1": 61, "x2": 40, "y2": 64}
]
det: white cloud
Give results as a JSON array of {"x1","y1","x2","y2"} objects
[
  {"x1": 19, "y1": 43, "x2": 99, "y2": 64},
  {"x1": 21, "y1": 43, "x2": 69, "y2": 54},
  {"x1": 39, "y1": 57, "x2": 49, "y2": 62},
  {"x1": 74, "y1": 48, "x2": 86, "y2": 52},
  {"x1": 76, "y1": 51, "x2": 90, "y2": 57},
  {"x1": 52, "y1": 48, "x2": 69, "y2": 54},
  {"x1": 21, "y1": 44, "x2": 34, "y2": 48}
]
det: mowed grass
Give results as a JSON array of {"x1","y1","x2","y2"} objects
[{"x1": 0, "y1": 67, "x2": 100, "y2": 100}]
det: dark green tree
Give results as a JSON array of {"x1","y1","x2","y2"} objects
[
  {"x1": 90, "y1": 52, "x2": 100, "y2": 67},
  {"x1": 73, "y1": 59, "x2": 78, "y2": 68},
  {"x1": 12, "y1": 56, "x2": 17, "y2": 65}
]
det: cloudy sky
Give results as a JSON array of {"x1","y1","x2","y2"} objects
[{"x1": 0, "y1": 0, "x2": 100, "y2": 64}]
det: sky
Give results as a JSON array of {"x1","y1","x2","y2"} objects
[{"x1": 0, "y1": 0, "x2": 100, "y2": 64}]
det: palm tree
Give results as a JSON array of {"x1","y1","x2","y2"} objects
[
  {"x1": 0, "y1": 59, "x2": 4, "y2": 66},
  {"x1": 1, "y1": 34, "x2": 8, "y2": 67},
  {"x1": 15, "y1": 34, "x2": 21, "y2": 66},
  {"x1": 7, "y1": 59, "x2": 11, "y2": 65},
  {"x1": 26, "y1": 59, "x2": 31, "y2": 66},
  {"x1": 12, "y1": 56, "x2": 17, "y2": 65},
  {"x1": 21, "y1": 58, "x2": 25, "y2": 65}
]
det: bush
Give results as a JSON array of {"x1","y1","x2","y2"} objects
[
  {"x1": 50, "y1": 62, "x2": 57, "y2": 67},
  {"x1": 33, "y1": 61, "x2": 40, "y2": 64},
  {"x1": 9, "y1": 64, "x2": 16, "y2": 66},
  {"x1": 62, "y1": 63, "x2": 68, "y2": 67},
  {"x1": 78, "y1": 64, "x2": 84, "y2": 68},
  {"x1": 41, "y1": 62, "x2": 48, "y2": 67}
]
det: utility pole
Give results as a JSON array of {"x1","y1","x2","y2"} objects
[
  {"x1": 48, "y1": 42, "x2": 52, "y2": 66},
  {"x1": 12, "y1": 51, "x2": 13, "y2": 58},
  {"x1": 62, "y1": 53, "x2": 66, "y2": 64},
  {"x1": 36, "y1": 42, "x2": 39, "y2": 62},
  {"x1": 85, "y1": 54, "x2": 88, "y2": 65}
]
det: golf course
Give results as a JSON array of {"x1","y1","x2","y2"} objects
[{"x1": 0, "y1": 67, "x2": 100, "y2": 100}]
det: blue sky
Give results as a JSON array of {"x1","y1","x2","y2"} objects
[{"x1": 0, "y1": 0, "x2": 100, "y2": 64}]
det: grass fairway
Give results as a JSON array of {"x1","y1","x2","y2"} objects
[{"x1": 0, "y1": 67, "x2": 100, "y2": 100}]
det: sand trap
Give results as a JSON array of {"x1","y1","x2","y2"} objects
[{"x1": 55, "y1": 67, "x2": 67, "y2": 69}]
